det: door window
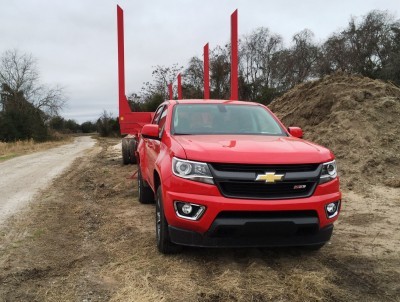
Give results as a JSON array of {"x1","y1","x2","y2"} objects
[
  {"x1": 157, "y1": 107, "x2": 168, "y2": 137},
  {"x1": 152, "y1": 105, "x2": 164, "y2": 124}
]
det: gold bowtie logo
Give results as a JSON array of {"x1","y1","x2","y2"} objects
[{"x1": 256, "y1": 172, "x2": 284, "y2": 183}]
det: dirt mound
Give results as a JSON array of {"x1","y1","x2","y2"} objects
[{"x1": 269, "y1": 73, "x2": 400, "y2": 190}]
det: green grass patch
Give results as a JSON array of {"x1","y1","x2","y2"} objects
[
  {"x1": 32, "y1": 229, "x2": 45, "y2": 239},
  {"x1": 0, "y1": 153, "x2": 18, "y2": 161}
]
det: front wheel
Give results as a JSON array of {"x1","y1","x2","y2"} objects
[{"x1": 155, "y1": 186, "x2": 182, "y2": 254}]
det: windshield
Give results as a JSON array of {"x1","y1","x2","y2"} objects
[{"x1": 172, "y1": 104, "x2": 286, "y2": 136}]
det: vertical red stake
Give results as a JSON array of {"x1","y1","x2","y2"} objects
[
  {"x1": 168, "y1": 83, "x2": 173, "y2": 100},
  {"x1": 230, "y1": 9, "x2": 238, "y2": 100},
  {"x1": 204, "y1": 43, "x2": 210, "y2": 99},
  {"x1": 117, "y1": 5, "x2": 131, "y2": 115},
  {"x1": 177, "y1": 73, "x2": 182, "y2": 100}
]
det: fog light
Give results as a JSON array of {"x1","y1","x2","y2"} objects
[
  {"x1": 325, "y1": 200, "x2": 340, "y2": 219},
  {"x1": 326, "y1": 203, "x2": 337, "y2": 213},
  {"x1": 174, "y1": 201, "x2": 206, "y2": 220},
  {"x1": 181, "y1": 204, "x2": 193, "y2": 215}
]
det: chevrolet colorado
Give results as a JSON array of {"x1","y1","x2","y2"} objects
[{"x1": 136, "y1": 100, "x2": 341, "y2": 254}]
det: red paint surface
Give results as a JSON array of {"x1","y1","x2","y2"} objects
[
  {"x1": 168, "y1": 83, "x2": 173, "y2": 100},
  {"x1": 203, "y1": 43, "x2": 210, "y2": 99},
  {"x1": 117, "y1": 6, "x2": 130, "y2": 116},
  {"x1": 178, "y1": 73, "x2": 182, "y2": 100},
  {"x1": 230, "y1": 9, "x2": 238, "y2": 100},
  {"x1": 117, "y1": 6, "x2": 154, "y2": 135},
  {"x1": 137, "y1": 99, "x2": 341, "y2": 237}
]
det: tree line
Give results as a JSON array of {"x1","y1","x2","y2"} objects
[
  {"x1": 0, "y1": 50, "x2": 67, "y2": 141},
  {"x1": 0, "y1": 50, "x2": 119, "y2": 141},
  {"x1": 47, "y1": 112, "x2": 119, "y2": 138},
  {"x1": 2, "y1": 10, "x2": 398, "y2": 141},
  {"x1": 129, "y1": 10, "x2": 400, "y2": 111}
]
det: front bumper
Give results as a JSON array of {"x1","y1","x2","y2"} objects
[
  {"x1": 169, "y1": 224, "x2": 333, "y2": 247},
  {"x1": 162, "y1": 176, "x2": 341, "y2": 247}
]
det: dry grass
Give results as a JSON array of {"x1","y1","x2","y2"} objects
[
  {"x1": 104, "y1": 244, "x2": 341, "y2": 302},
  {"x1": 0, "y1": 138, "x2": 398, "y2": 302},
  {"x1": 0, "y1": 136, "x2": 74, "y2": 161}
]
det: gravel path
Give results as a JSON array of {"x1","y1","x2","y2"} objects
[{"x1": 0, "y1": 136, "x2": 95, "y2": 225}]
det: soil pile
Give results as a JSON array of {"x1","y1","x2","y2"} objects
[{"x1": 269, "y1": 73, "x2": 400, "y2": 190}]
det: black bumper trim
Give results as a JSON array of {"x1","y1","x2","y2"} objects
[{"x1": 168, "y1": 224, "x2": 333, "y2": 248}]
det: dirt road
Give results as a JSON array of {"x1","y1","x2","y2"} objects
[
  {"x1": 0, "y1": 136, "x2": 95, "y2": 225},
  {"x1": 0, "y1": 138, "x2": 399, "y2": 302}
]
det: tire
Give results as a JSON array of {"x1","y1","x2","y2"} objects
[
  {"x1": 128, "y1": 139, "x2": 137, "y2": 164},
  {"x1": 122, "y1": 139, "x2": 130, "y2": 165},
  {"x1": 137, "y1": 169, "x2": 154, "y2": 204},
  {"x1": 155, "y1": 186, "x2": 182, "y2": 254}
]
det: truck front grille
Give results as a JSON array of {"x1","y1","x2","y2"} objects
[
  {"x1": 219, "y1": 181, "x2": 317, "y2": 199},
  {"x1": 209, "y1": 163, "x2": 321, "y2": 200}
]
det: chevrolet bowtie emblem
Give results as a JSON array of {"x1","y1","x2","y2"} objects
[{"x1": 256, "y1": 172, "x2": 284, "y2": 183}]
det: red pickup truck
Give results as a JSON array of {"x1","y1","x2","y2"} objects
[{"x1": 136, "y1": 99, "x2": 341, "y2": 254}]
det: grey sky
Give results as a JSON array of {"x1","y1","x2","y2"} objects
[{"x1": 1, "y1": 0, "x2": 399, "y2": 123}]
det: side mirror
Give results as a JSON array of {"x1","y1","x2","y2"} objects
[
  {"x1": 288, "y1": 127, "x2": 303, "y2": 138},
  {"x1": 141, "y1": 124, "x2": 160, "y2": 139}
]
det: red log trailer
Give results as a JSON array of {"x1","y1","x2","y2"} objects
[
  {"x1": 116, "y1": 5, "x2": 237, "y2": 164},
  {"x1": 117, "y1": 5, "x2": 154, "y2": 164}
]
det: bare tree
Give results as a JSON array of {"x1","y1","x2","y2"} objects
[
  {"x1": 97, "y1": 110, "x2": 119, "y2": 137},
  {"x1": 0, "y1": 49, "x2": 66, "y2": 117},
  {"x1": 272, "y1": 29, "x2": 320, "y2": 90},
  {"x1": 319, "y1": 10, "x2": 400, "y2": 78},
  {"x1": 182, "y1": 56, "x2": 204, "y2": 98},
  {"x1": 0, "y1": 50, "x2": 38, "y2": 95},
  {"x1": 240, "y1": 27, "x2": 283, "y2": 101},
  {"x1": 127, "y1": 64, "x2": 182, "y2": 112},
  {"x1": 241, "y1": 28, "x2": 282, "y2": 87},
  {"x1": 291, "y1": 29, "x2": 320, "y2": 83},
  {"x1": 210, "y1": 45, "x2": 230, "y2": 99},
  {"x1": 31, "y1": 85, "x2": 66, "y2": 117},
  {"x1": 150, "y1": 64, "x2": 182, "y2": 99},
  {"x1": 379, "y1": 26, "x2": 400, "y2": 84}
]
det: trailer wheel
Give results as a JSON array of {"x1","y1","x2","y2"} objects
[
  {"x1": 137, "y1": 169, "x2": 154, "y2": 204},
  {"x1": 122, "y1": 139, "x2": 130, "y2": 165},
  {"x1": 155, "y1": 186, "x2": 182, "y2": 254},
  {"x1": 128, "y1": 139, "x2": 137, "y2": 164}
]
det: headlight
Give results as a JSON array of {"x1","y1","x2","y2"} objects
[
  {"x1": 320, "y1": 160, "x2": 337, "y2": 184},
  {"x1": 172, "y1": 157, "x2": 214, "y2": 184}
]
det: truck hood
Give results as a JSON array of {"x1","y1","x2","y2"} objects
[{"x1": 172, "y1": 135, "x2": 334, "y2": 164}]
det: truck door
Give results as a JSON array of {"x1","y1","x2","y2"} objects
[{"x1": 145, "y1": 105, "x2": 167, "y2": 189}]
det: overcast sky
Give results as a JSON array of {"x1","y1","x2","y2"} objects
[{"x1": 1, "y1": 0, "x2": 399, "y2": 123}]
